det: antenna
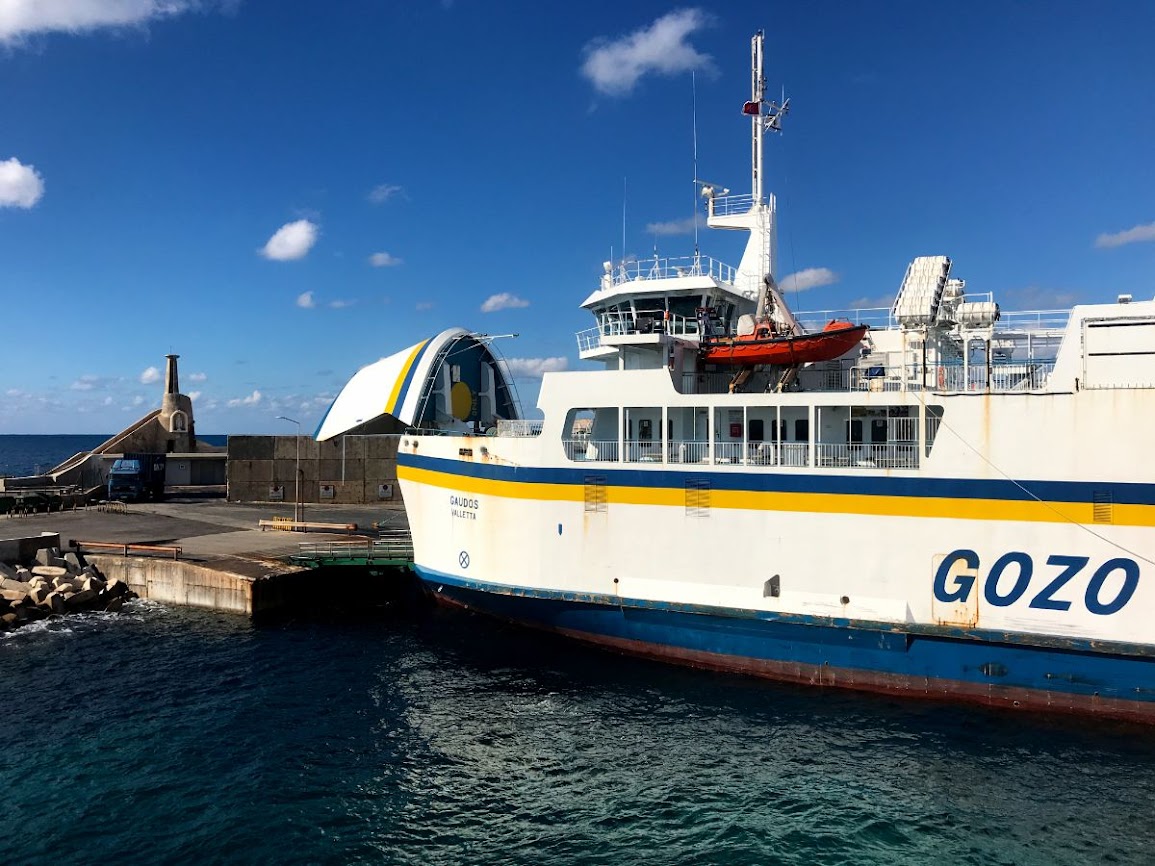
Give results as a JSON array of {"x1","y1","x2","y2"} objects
[
  {"x1": 692, "y1": 70, "x2": 699, "y2": 253},
  {"x1": 747, "y1": 31, "x2": 789, "y2": 203},
  {"x1": 621, "y1": 176, "x2": 627, "y2": 272}
]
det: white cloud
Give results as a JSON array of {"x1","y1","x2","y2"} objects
[
  {"x1": 481, "y1": 292, "x2": 530, "y2": 313},
  {"x1": 0, "y1": 157, "x2": 45, "y2": 208},
  {"x1": 139, "y1": 366, "x2": 161, "y2": 384},
  {"x1": 188, "y1": 371, "x2": 206, "y2": 382},
  {"x1": 503, "y1": 357, "x2": 568, "y2": 379},
  {"x1": 103, "y1": 396, "x2": 113, "y2": 406},
  {"x1": 227, "y1": 389, "x2": 262, "y2": 407},
  {"x1": 580, "y1": 9, "x2": 713, "y2": 97},
  {"x1": 132, "y1": 395, "x2": 145, "y2": 406},
  {"x1": 70, "y1": 375, "x2": 99, "y2": 391},
  {"x1": 1096, "y1": 221, "x2": 1155, "y2": 249},
  {"x1": 296, "y1": 291, "x2": 316, "y2": 309},
  {"x1": 645, "y1": 214, "x2": 705, "y2": 236},
  {"x1": 261, "y1": 219, "x2": 318, "y2": 261},
  {"x1": 779, "y1": 267, "x2": 839, "y2": 292},
  {"x1": 0, "y1": 0, "x2": 196, "y2": 42},
  {"x1": 5, "y1": 388, "x2": 23, "y2": 397},
  {"x1": 415, "y1": 301, "x2": 434, "y2": 311},
  {"x1": 368, "y1": 183, "x2": 404, "y2": 204},
  {"x1": 329, "y1": 299, "x2": 354, "y2": 309},
  {"x1": 188, "y1": 390, "x2": 201, "y2": 401},
  {"x1": 368, "y1": 251, "x2": 402, "y2": 267},
  {"x1": 845, "y1": 295, "x2": 895, "y2": 310}
]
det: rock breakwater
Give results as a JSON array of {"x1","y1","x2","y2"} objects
[{"x1": 0, "y1": 547, "x2": 137, "y2": 631}]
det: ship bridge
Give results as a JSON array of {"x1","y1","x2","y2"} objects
[{"x1": 576, "y1": 253, "x2": 758, "y2": 360}]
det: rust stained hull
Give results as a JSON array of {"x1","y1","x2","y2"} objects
[
  {"x1": 424, "y1": 580, "x2": 1155, "y2": 725},
  {"x1": 701, "y1": 323, "x2": 869, "y2": 366}
]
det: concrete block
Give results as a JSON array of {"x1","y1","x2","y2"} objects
[
  {"x1": 65, "y1": 589, "x2": 98, "y2": 609},
  {"x1": 33, "y1": 565, "x2": 68, "y2": 581},
  {"x1": 64, "y1": 551, "x2": 87, "y2": 571},
  {"x1": 0, "y1": 561, "x2": 17, "y2": 579},
  {"x1": 274, "y1": 438, "x2": 299, "y2": 461},
  {"x1": 15, "y1": 567, "x2": 32, "y2": 581},
  {"x1": 1, "y1": 612, "x2": 17, "y2": 627},
  {"x1": 341, "y1": 436, "x2": 366, "y2": 460},
  {"x1": 317, "y1": 438, "x2": 343, "y2": 460},
  {"x1": 228, "y1": 435, "x2": 274, "y2": 461},
  {"x1": 29, "y1": 585, "x2": 51, "y2": 605},
  {"x1": 315, "y1": 460, "x2": 342, "y2": 482},
  {"x1": 44, "y1": 592, "x2": 66, "y2": 614},
  {"x1": 233, "y1": 459, "x2": 273, "y2": 484},
  {"x1": 35, "y1": 548, "x2": 54, "y2": 566},
  {"x1": 81, "y1": 576, "x2": 106, "y2": 593},
  {"x1": 104, "y1": 597, "x2": 124, "y2": 613},
  {"x1": 1, "y1": 588, "x2": 29, "y2": 602},
  {"x1": 1, "y1": 578, "x2": 31, "y2": 592}
]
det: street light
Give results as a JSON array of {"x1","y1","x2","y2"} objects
[{"x1": 276, "y1": 416, "x2": 302, "y2": 525}]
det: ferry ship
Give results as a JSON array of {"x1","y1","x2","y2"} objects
[{"x1": 332, "y1": 32, "x2": 1155, "y2": 721}]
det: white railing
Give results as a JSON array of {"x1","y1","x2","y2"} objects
[
  {"x1": 779, "y1": 442, "x2": 808, "y2": 467},
  {"x1": 566, "y1": 438, "x2": 919, "y2": 468},
  {"x1": 564, "y1": 438, "x2": 624, "y2": 461},
  {"x1": 709, "y1": 194, "x2": 757, "y2": 217},
  {"x1": 612, "y1": 254, "x2": 736, "y2": 286},
  {"x1": 624, "y1": 441, "x2": 664, "y2": 463},
  {"x1": 932, "y1": 362, "x2": 1055, "y2": 392},
  {"x1": 997, "y1": 310, "x2": 1070, "y2": 332},
  {"x1": 668, "y1": 441, "x2": 710, "y2": 464},
  {"x1": 816, "y1": 443, "x2": 919, "y2": 469},
  {"x1": 496, "y1": 419, "x2": 543, "y2": 437},
  {"x1": 794, "y1": 307, "x2": 896, "y2": 330}
]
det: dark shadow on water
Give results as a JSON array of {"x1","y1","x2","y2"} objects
[{"x1": 253, "y1": 571, "x2": 1155, "y2": 753}]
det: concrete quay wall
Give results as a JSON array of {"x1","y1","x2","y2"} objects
[
  {"x1": 0, "y1": 532, "x2": 62, "y2": 563},
  {"x1": 227, "y1": 434, "x2": 406, "y2": 508},
  {"x1": 89, "y1": 555, "x2": 302, "y2": 616}
]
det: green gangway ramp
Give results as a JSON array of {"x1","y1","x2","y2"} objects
[{"x1": 290, "y1": 530, "x2": 414, "y2": 569}]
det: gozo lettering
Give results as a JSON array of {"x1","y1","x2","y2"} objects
[
  {"x1": 933, "y1": 549, "x2": 1140, "y2": 615},
  {"x1": 450, "y1": 494, "x2": 479, "y2": 520}
]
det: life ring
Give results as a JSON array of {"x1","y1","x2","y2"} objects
[{"x1": 937, "y1": 366, "x2": 946, "y2": 389}]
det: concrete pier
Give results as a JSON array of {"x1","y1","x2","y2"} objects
[{"x1": 2, "y1": 497, "x2": 411, "y2": 617}]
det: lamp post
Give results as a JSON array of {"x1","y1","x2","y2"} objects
[{"x1": 277, "y1": 416, "x2": 302, "y2": 525}]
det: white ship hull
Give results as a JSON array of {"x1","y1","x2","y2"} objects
[{"x1": 398, "y1": 368, "x2": 1155, "y2": 722}]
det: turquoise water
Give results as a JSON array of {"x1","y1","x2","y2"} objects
[{"x1": 2, "y1": 601, "x2": 1153, "y2": 865}]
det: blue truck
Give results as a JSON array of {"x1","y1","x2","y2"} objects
[{"x1": 107, "y1": 453, "x2": 167, "y2": 502}]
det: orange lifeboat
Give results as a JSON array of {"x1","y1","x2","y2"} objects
[{"x1": 700, "y1": 320, "x2": 869, "y2": 366}]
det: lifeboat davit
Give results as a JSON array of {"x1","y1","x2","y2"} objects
[{"x1": 700, "y1": 320, "x2": 869, "y2": 366}]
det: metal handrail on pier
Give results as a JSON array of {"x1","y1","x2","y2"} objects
[{"x1": 291, "y1": 531, "x2": 414, "y2": 568}]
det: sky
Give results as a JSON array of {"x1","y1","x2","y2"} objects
[{"x1": 1, "y1": 0, "x2": 1153, "y2": 435}]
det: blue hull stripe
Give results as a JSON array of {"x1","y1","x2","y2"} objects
[
  {"x1": 414, "y1": 566, "x2": 1155, "y2": 706},
  {"x1": 398, "y1": 452, "x2": 1155, "y2": 506}
]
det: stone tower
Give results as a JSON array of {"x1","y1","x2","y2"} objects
[{"x1": 158, "y1": 354, "x2": 196, "y2": 452}]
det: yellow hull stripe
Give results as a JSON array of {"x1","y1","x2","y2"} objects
[{"x1": 397, "y1": 464, "x2": 1155, "y2": 528}]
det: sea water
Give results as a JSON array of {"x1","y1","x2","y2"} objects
[
  {"x1": 2, "y1": 601, "x2": 1153, "y2": 866},
  {"x1": 0, "y1": 434, "x2": 228, "y2": 477}
]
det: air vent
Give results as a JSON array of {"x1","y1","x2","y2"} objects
[
  {"x1": 685, "y1": 479, "x2": 711, "y2": 517},
  {"x1": 584, "y1": 475, "x2": 607, "y2": 513},
  {"x1": 1093, "y1": 491, "x2": 1113, "y2": 524}
]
